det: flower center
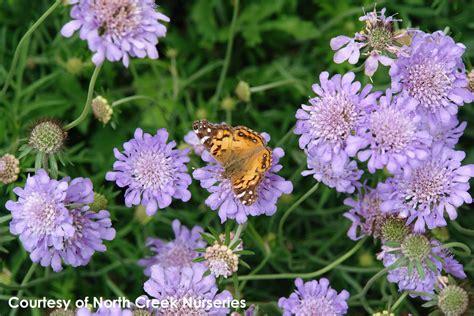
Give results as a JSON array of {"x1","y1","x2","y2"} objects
[
  {"x1": 161, "y1": 241, "x2": 195, "y2": 267},
  {"x1": 404, "y1": 161, "x2": 451, "y2": 208},
  {"x1": 131, "y1": 150, "x2": 173, "y2": 190},
  {"x1": 24, "y1": 192, "x2": 60, "y2": 236},
  {"x1": 92, "y1": 0, "x2": 142, "y2": 39},
  {"x1": 370, "y1": 107, "x2": 415, "y2": 153},
  {"x1": 310, "y1": 92, "x2": 359, "y2": 143},
  {"x1": 0, "y1": 160, "x2": 5, "y2": 173},
  {"x1": 205, "y1": 244, "x2": 239, "y2": 278},
  {"x1": 367, "y1": 26, "x2": 393, "y2": 51},
  {"x1": 296, "y1": 297, "x2": 336, "y2": 316},
  {"x1": 401, "y1": 234, "x2": 431, "y2": 261},
  {"x1": 403, "y1": 59, "x2": 453, "y2": 109}
]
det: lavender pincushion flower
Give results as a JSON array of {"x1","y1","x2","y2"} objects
[
  {"x1": 331, "y1": 7, "x2": 407, "y2": 76},
  {"x1": 346, "y1": 90, "x2": 432, "y2": 174},
  {"x1": 143, "y1": 264, "x2": 232, "y2": 315},
  {"x1": 138, "y1": 219, "x2": 205, "y2": 276},
  {"x1": 6, "y1": 169, "x2": 115, "y2": 272},
  {"x1": 184, "y1": 130, "x2": 206, "y2": 156},
  {"x1": 106, "y1": 128, "x2": 192, "y2": 216},
  {"x1": 378, "y1": 144, "x2": 474, "y2": 232},
  {"x1": 390, "y1": 31, "x2": 473, "y2": 124},
  {"x1": 423, "y1": 116, "x2": 466, "y2": 149},
  {"x1": 278, "y1": 278, "x2": 350, "y2": 316},
  {"x1": 302, "y1": 152, "x2": 362, "y2": 194},
  {"x1": 61, "y1": 0, "x2": 169, "y2": 67},
  {"x1": 295, "y1": 71, "x2": 380, "y2": 168}
]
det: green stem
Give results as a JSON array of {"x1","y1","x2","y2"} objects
[
  {"x1": 391, "y1": 291, "x2": 408, "y2": 312},
  {"x1": 440, "y1": 242, "x2": 471, "y2": 256},
  {"x1": 275, "y1": 126, "x2": 295, "y2": 148},
  {"x1": 10, "y1": 264, "x2": 37, "y2": 316},
  {"x1": 237, "y1": 238, "x2": 366, "y2": 281},
  {"x1": 1, "y1": 0, "x2": 62, "y2": 95},
  {"x1": 212, "y1": 0, "x2": 239, "y2": 103},
  {"x1": 352, "y1": 266, "x2": 390, "y2": 301},
  {"x1": 278, "y1": 182, "x2": 319, "y2": 248},
  {"x1": 451, "y1": 221, "x2": 474, "y2": 236},
  {"x1": 170, "y1": 55, "x2": 179, "y2": 100},
  {"x1": 249, "y1": 79, "x2": 296, "y2": 93},
  {"x1": 231, "y1": 224, "x2": 244, "y2": 246},
  {"x1": 64, "y1": 65, "x2": 102, "y2": 130},
  {"x1": 0, "y1": 214, "x2": 12, "y2": 224},
  {"x1": 111, "y1": 95, "x2": 155, "y2": 108}
]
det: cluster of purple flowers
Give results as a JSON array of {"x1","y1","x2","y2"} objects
[
  {"x1": 6, "y1": 169, "x2": 115, "y2": 272},
  {"x1": 295, "y1": 6, "x2": 473, "y2": 302}
]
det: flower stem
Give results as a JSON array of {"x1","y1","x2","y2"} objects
[
  {"x1": 1, "y1": 0, "x2": 62, "y2": 95},
  {"x1": 10, "y1": 263, "x2": 37, "y2": 316},
  {"x1": 249, "y1": 79, "x2": 297, "y2": 93},
  {"x1": 391, "y1": 291, "x2": 408, "y2": 312},
  {"x1": 352, "y1": 266, "x2": 390, "y2": 301},
  {"x1": 111, "y1": 95, "x2": 155, "y2": 108},
  {"x1": 440, "y1": 242, "x2": 471, "y2": 256},
  {"x1": 212, "y1": 0, "x2": 239, "y2": 103},
  {"x1": 278, "y1": 182, "x2": 319, "y2": 248},
  {"x1": 170, "y1": 54, "x2": 179, "y2": 100},
  {"x1": 0, "y1": 214, "x2": 12, "y2": 224},
  {"x1": 275, "y1": 126, "x2": 295, "y2": 148},
  {"x1": 450, "y1": 221, "x2": 474, "y2": 236},
  {"x1": 64, "y1": 65, "x2": 102, "y2": 130},
  {"x1": 237, "y1": 238, "x2": 366, "y2": 281},
  {"x1": 231, "y1": 224, "x2": 245, "y2": 246}
]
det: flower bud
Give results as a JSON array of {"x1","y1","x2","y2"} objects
[
  {"x1": 65, "y1": 57, "x2": 84, "y2": 75},
  {"x1": 438, "y1": 285, "x2": 469, "y2": 316},
  {"x1": 89, "y1": 192, "x2": 108, "y2": 212},
  {"x1": 204, "y1": 244, "x2": 239, "y2": 278},
  {"x1": 235, "y1": 81, "x2": 251, "y2": 102},
  {"x1": 0, "y1": 154, "x2": 20, "y2": 184},
  {"x1": 381, "y1": 216, "x2": 409, "y2": 243},
  {"x1": 468, "y1": 69, "x2": 474, "y2": 92},
  {"x1": 221, "y1": 97, "x2": 236, "y2": 111},
  {"x1": 92, "y1": 96, "x2": 113, "y2": 124}
]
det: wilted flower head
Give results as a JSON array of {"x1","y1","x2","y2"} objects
[
  {"x1": 295, "y1": 71, "x2": 380, "y2": 165},
  {"x1": 92, "y1": 96, "x2": 113, "y2": 124},
  {"x1": 390, "y1": 31, "x2": 473, "y2": 124},
  {"x1": 28, "y1": 119, "x2": 67, "y2": 154},
  {"x1": 6, "y1": 169, "x2": 115, "y2": 271},
  {"x1": 344, "y1": 186, "x2": 389, "y2": 240},
  {"x1": 106, "y1": 128, "x2": 192, "y2": 216},
  {"x1": 61, "y1": 0, "x2": 170, "y2": 67},
  {"x1": 346, "y1": 90, "x2": 432, "y2": 174},
  {"x1": 0, "y1": 154, "x2": 20, "y2": 184},
  {"x1": 302, "y1": 152, "x2": 362, "y2": 194},
  {"x1": 377, "y1": 235, "x2": 465, "y2": 299},
  {"x1": 278, "y1": 278, "x2": 350, "y2": 316},
  {"x1": 143, "y1": 264, "x2": 232, "y2": 315},
  {"x1": 330, "y1": 7, "x2": 407, "y2": 76},
  {"x1": 379, "y1": 144, "x2": 474, "y2": 232},
  {"x1": 138, "y1": 219, "x2": 205, "y2": 276},
  {"x1": 193, "y1": 134, "x2": 292, "y2": 223}
]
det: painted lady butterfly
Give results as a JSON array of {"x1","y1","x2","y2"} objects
[{"x1": 193, "y1": 119, "x2": 272, "y2": 206}]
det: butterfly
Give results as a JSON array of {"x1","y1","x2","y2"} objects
[{"x1": 193, "y1": 119, "x2": 272, "y2": 206}]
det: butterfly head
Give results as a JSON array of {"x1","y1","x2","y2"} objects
[{"x1": 193, "y1": 119, "x2": 214, "y2": 145}]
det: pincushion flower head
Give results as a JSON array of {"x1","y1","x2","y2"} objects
[
  {"x1": 138, "y1": 219, "x2": 205, "y2": 276},
  {"x1": 377, "y1": 234, "x2": 466, "y2": 300},
  {"x1": 378, "y1": 144, "x2": 474, "y2": 232},
  {"x1": 390, "y1": 31, "x2": 473, "y2": 125},
  {"x1": 295, "y1": 71, "x2": 380, "y2": 167},
  {"x1": 346, "y1": 90, "x2": 432, "y2": 174},
  {"x1": 6, "y1": 169, "x2": 115, "y2": 271},
  {"x1": 278, "y1": 278, "x2": 350, "y2": 316},
  {"x1": 61, "y1": 0, "x2": 170, "y2": 67},
  {"x1": 143, "y1": 264, "x2": 233, "y2": 315},
  {"x1": 423, "y1": 116, "x2": 466, "y2": 149},
  {"x1": 330, "y1": 7, "x2": 408, "y2": 76},
  {"x1": 106, "y1": 128, "x2": 192, "y2": 216},
  {"x1": 0, "y1": 154, "x2": 20, "y2": 184}
]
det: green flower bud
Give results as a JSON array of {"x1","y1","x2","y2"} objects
[
  {"x1": 0, "y1": 154, "x2": 20, "y2": 184},
  {"x1": 438, "y1": 285, "x2": 469, "y2": 316},
  {"x1": 235, "y1": 81, "x2": 251, "y2": 102},
  {"x1": 92, "y1": 96, "x2": 113, "y2": 124},
  {"x1": 29, "y1": 120, "x2": 67, "y2": 154},
  {"x1": 381, "y1": 216, "x2": 409, "y2": 243},
  {"x1": 89, "y1": 192, "x2": 108, "y2": 212}
]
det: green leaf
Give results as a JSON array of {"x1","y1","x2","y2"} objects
[
  {"x1": 415, "y1": 260, "x2": 425, "y2": 280},
  {"x1": 192, "y1": 257, "x2": 206, "y2": 263}
]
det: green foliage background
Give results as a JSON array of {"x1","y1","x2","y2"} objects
[{"x1": 0, "y1": 0, "x2": 473, "y2": 315}]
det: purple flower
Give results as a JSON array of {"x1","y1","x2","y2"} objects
[
  {"x1": 184, "y1": 130, "x2": 206, "y2": 156},
  {"x1": 278, "y1": 278, "x2": 350, "y2": 316},
  {"x1": 378, "y1": 144, "x2": 474, "y2": 232},
  {"x1": 390, "y1": 31, "x2": 473, "y2": 125},
  {"x1": 138, "y1": 219, "x2": 205, "y2": 276},
  {"x1": 302, "y1": 152, "x2": 362, "y2": 194},
  {"x1": 343, "y1": 186, "x2": 386, "y2": 240},
  {"x1": 295, "y1": 71, "x2": 380, "y2": 166},
  {"x1": 106, "y1": 128, "x2": 192, "y2": 217},
  {"x1": 6, "y1": 169, "x2": 115, "y2": 272},
  {"x1": 378, "y1": 238, "x2": 466, "y2": 300},
  {"x1": 192, "y1": 134, "x2": 293, "y2": 224},
  {"x1": 346, "y1": 90, "x2": 432, "y2": 174},
  {"x1": 143, "y1": 264, "x2": 233, "y2": 315},
  {"x1": 61, "y1": 0, "x2": 169, "y2": 67},
  {"x1": 331, "y1": 8, "x2": 407, "y2": 76},
  {"x1": 422, "y1": 116, "x2": 466, "y2": 149}
]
